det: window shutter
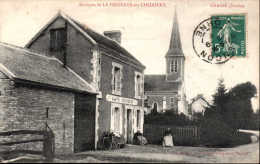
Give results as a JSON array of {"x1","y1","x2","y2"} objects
[
  {"x1": 111, "y1": 107, "x2": 114, "y2": 132},
  {"x1": 133, "y1": 109, "x2": 137, "y2": 133},
  {"x1": 116, "y1": 72, "x2": 121, "y2": 92},
  {"x1": 140, "y1": 76, "x2": 143, "y2": 97},
  {"x1": 112, "y1": 67, "x2": 115, "y2": 92},
  {"x1": 119, "y1": 107, "x2": 123, "y2": 134},
  {"x1": 135, "y1": 75, "x2": 137, "y2": 97},
  {"x1": 140, "y1": 110, "x2": 144, "y2": 133}
]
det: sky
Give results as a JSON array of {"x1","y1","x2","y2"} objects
[{"x1": 0, "y1": 0, "x2": 259, "y2": 111}]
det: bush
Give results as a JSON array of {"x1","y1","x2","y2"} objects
[
  {"x1": 200, "y1": 118, "x2": 233, "y2": 147},
  {"x1": 144, "y1": 111, "x2": 200, "y2": 126}
]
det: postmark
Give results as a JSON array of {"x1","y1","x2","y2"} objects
[
  {"x1": 192, "y1": 18, "x2": 232, "y2": 64},
  {"x1": 211, "y1": 15, "x2": 246, "y2": 57}
]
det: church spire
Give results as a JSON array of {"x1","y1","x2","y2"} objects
[{"x1": 166, "y1": 8, "x2": 184, "y2": 57}]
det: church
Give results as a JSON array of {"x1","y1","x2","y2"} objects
[{"x1": 144, "y1": 11, "x2": 188, "y2": 115}]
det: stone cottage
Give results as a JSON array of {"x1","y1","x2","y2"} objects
[
  {"x1": 144, "y1": 11, "x2": 188, "y2": 115},
  {"x1": 23, "y1": 11, "x2": 145, "y2": 152}
]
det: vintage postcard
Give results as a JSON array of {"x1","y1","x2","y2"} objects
[{"x1": 0, "y1": 0, "x2": 259, "y2": 163}]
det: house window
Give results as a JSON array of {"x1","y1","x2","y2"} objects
[
  {"x1": 112, "y1": 62, "x2": 122, "y2": 95},
  {"x1": 144, "y1": 99, "x2": 149, "y2": 107},
  {"x1": 50, "y1": 28, "x2": 66, "y2": 51},
  {"x1": 170, "y1": 97, "x2": 175, "y2": 109},
  {"x1": 170, "y1": 60, "x2": 178, "y2": 73},
  {"x1": 163, "y1": 96, "x2": 166, "y2": 111},
  {"x1": 136, "y1": 110, "x2": 141, "y2": 129},
  {"x1": 46, "y1": 107, "x2": 49, "y2": 119},
  {"x1": 135, "y1": 72, "x2": 143, "y2": 99}
]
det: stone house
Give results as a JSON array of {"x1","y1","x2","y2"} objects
[
  {"x1": 144, "y1": 11, "x2": 188, "y2": 115},
  {"x1": 189, "y1": 94, "x2": 210, "y2": 116},
  {"x1": 23, "y1": 11, "x2": 145, "y2": 152},
  {"x1": 0, "y1": 42, "x2": 97, "y2": 153}
]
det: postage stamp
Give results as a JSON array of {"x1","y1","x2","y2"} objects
[
  {"x1": 192, "y1": 14, "x2": 246, "y2": 64},
  {"x1": 211, "y1": 14, "x2": 246, "y2": 57}
]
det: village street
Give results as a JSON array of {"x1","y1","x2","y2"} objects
[
  {"x1": 1, "y1": 130, "x2": 258, "y2": 163},
  {"x1": 52, "y1": 130, "x2": 259, "y2": 163}
]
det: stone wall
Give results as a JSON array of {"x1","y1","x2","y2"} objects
[{"x1": 0, "y1": 71, "x2": 75, "y2": 153}]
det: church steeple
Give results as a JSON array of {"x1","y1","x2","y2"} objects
[
  {"x1": 166, "y1": 8, "x2": 184, "y2": 57},
  {"x1": 165, "y1": 8, "x2": 185, "y2": 82}
]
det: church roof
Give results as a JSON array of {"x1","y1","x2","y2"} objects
[
  {"x1": 166, "y1": 9, "x2": 184, "y2": 57},
  {"x1": 144, "y1": 74, "x2": 179, "y2": 92},
  {"x1": 0, "y1": 42, "x2": 96, "y2": 94}
]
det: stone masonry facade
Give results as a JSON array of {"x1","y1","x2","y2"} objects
[{"x1": 0, "y1": 71, "x2": 75, "y2": 153}]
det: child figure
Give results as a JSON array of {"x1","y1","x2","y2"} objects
[{"x1": 162, "y1": 128, "x2": 174, "y2": 147}]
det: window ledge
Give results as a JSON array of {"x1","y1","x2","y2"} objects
[{"x1": 112, "y1": 90, "x2": 121, "y2": 96}]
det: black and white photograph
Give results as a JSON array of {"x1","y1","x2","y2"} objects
[{"x1": 0, "y1": 0, "x2": 259, "y2": 163}]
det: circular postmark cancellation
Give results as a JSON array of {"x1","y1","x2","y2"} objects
[{"x1": 192, "y1": 18, "x2": 233, "y2": 64}]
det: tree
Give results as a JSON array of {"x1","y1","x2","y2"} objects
[
  {"x1": 226, "y1": 82, "x2": 257, "y2": 129},
  {"x1": 204, "y1": 80, "x2": 257, "y2": 130},
  {"x1": 212, "y1": 78, "x2": 229, "y2": 115},
  {"x1": 204, "y1": 78, "x2": 228, "y2": 121}
]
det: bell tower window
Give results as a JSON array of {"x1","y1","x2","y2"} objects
[{"x1": 170, "y1": 59, "x2": 178, "y2": 73}]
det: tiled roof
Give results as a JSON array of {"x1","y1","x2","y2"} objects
[
  {"x1": 144, "y1": 74, "x2": 179, "y2": 92},
  {"x1": 0, "y1": 42, "x2": 96, "y2": 94},
  {"x1": 71, "y1": 20, "x2": 145, "y2": 68}
]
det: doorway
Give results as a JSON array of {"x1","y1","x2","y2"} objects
[
  {"x1": 126, "y1": 109, "x2": 132, "y2": 144},
  {"x1": 74, "y1": 94, "x2": 96, "y2": 152}
]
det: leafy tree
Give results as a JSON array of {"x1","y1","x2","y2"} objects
[
  {"x1": 226, "y1": 82, "x2": 257, "y2": 129},
  {"x1": 205, "y1": 80, "x2": 257, "y2": 130}
]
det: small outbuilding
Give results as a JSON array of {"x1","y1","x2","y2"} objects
[{"x1": 0, "y1": 43, "x2": 97, "y2": 153}]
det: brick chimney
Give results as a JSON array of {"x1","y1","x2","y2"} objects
[{"x1": 103, "y1": 30, "x2": 121, "y2": 44}]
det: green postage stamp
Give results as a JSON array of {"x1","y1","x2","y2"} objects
[{"x1": 211, "y1": 15, "x2": 246, "y2": 57}]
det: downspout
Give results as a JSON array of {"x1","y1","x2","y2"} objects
[{"x1": 94, "y1": 45, "x2": 100, "y2": 150}]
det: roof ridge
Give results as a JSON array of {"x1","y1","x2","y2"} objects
[
  {"x1": 58, "y1": 12, "x2": 97, "y2": 45},
  {"x1": 0, "y1": 42, "x2": 58, "y2": 61},
  {"x1": 72, "y1": 18, "x2": 145, "y2": 67}
]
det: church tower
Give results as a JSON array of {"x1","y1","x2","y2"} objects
[
  {"x1": 165, "y1": 9, "x2": 187, "y2": 114},
  {"x1": 165, "y1": 10, "x2": 185, "y2": 82}
]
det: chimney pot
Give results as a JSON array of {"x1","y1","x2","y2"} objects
[{"x1": 103, "y1": 30, "x2": 121, "y2": 44}]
